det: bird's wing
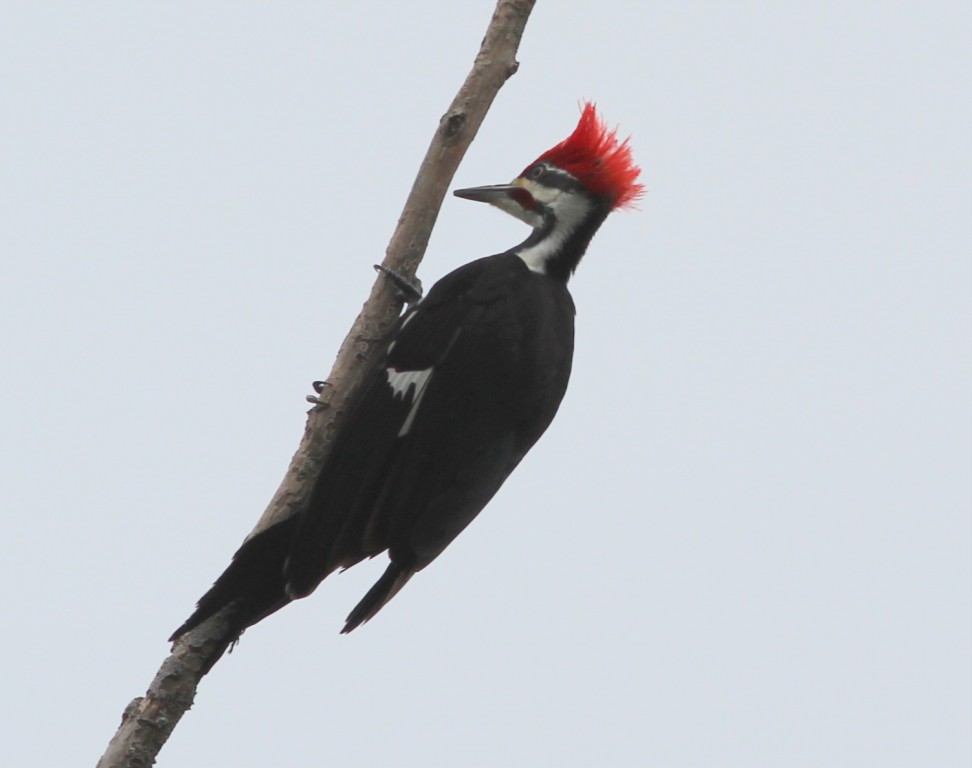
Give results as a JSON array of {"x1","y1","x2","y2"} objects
[{"x1": 283, "y1": 256, "x2": 513, "y2": 595}]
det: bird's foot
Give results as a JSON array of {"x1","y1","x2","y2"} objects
[
  {"x1": 306, "y1": 379, "x2": 331, "y2": 405},
  {"x1": 374, "y1": 265, "x2": 423, "y2": 304}
]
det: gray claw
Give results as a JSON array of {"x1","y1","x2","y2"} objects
[
  {"x1": 307, "y1": 380, "x2": 331, "y2": 404},
  {"x1": 374, "y1": 264, "x2": 423, "y2": 304}
]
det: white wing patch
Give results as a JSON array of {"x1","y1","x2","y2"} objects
[{"x1": 386, "y1": 367, "x2": 433, "y2": 437}]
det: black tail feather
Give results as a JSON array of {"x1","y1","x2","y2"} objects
[
  {"x1": 169, "y1": 517, "x2": 297, "y2": 645},
  {"x1": 341, "y1": 562, "x2": 413, "y2": 634}
]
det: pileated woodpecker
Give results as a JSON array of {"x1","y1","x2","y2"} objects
[{"x1": 171, "y1": 103, "x2": 642, "y2": 656}]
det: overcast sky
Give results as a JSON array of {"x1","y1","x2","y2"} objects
[{"x1": 2, "y1": 3, "x2": 969, "y2": 766}]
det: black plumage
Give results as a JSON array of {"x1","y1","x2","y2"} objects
[
  {"x1": 171, "y1": 254, "x2": 573, "y2": 644},
  {"x1": 170, "y1": 103, "x2": 642, "y2": 659}
]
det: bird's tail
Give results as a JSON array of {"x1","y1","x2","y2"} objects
[
  {"x1": 341, "y1": 562, "x2": 413, "y2": 634},
  {"x1": 169, "y1": 518, "x2": 296, "y2": 669}
]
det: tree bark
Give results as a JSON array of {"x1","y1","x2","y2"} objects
[{"x1": 96, "y1": 2, "x2": 536, "y2": 766}]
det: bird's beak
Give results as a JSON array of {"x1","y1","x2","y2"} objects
[
  {"x1": 453, "y1": 179, "x2": 541, "y2": 227},
  {"x1": 453, "y1": 183, "x2": 521, "y2": 204}
]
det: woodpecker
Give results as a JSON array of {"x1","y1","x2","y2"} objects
[{"x1": 171, "y1": 103, "x2": 643, "y2": 656}]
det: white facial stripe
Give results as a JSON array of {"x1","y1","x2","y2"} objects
[
  {"x1": 516, "y1": 191, "x2": 593, "y2": 274},
  {"x1": 490, "y1": 192, "x2": 543, "y2": 228},
  {"x1": 518, "y1": 237, "x2": 564, "y2": 274},
  {"x1": 519, "y1": 177, "x2": 563, "y2": 205},
  {"x1": 386, "y1": 367, "x2": 434, "y2": 437}
]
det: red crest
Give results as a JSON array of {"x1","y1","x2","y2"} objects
[{"x1": 528, "y1": 102, "x2": 644, "y2": 210}]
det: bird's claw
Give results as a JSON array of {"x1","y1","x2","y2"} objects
[
  {"x1": 306, "y1": 380, "x2": 331, "y2": 405},
  {"x1": 374, "y1": 265, "x2": 423, "y2": 304}
]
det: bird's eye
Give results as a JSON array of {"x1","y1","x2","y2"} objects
[{"x1": 528, "y1": 164, "x2": 544, "y2": 180}]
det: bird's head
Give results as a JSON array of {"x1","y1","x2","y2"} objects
[{"x1": 455, "y1": 102, "x2": 643, "y2": 279}]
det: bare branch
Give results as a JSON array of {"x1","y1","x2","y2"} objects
[{"x1": 96, "y1": 2, "x2": 535, "y2": 766}]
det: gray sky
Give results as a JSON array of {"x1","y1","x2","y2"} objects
[{"x1": 2, "y1": 3, "x2": 969, "y2": 766}]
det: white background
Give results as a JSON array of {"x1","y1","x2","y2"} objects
[{"x1": 2, "y1": 3, "x2": 969, "y2": 766}]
